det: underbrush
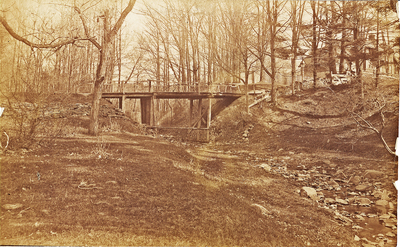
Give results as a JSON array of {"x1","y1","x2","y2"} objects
[
  {"x1": 0, "y1": 92, "x2": 144, "y2": 152},
  {"x1": 210, "y1": 96, "x2": 260, "y2": 143}
]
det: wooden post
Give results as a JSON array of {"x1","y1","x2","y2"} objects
[
  {"x1": 197, "y1": 98, "x2": 202, "y2": 141},
  {"x1": 151, "y1": 95, "x2": 155, "y2": 126},
  {"x1": 140, "y1": 98, "x2": 148, "y2": 125},
  {"x1": 252, "y1": 71, "x2": 255, "y2": 95},
  {"x1": 140, "y1": 97, "x2": 152, "y2": 125},
  {"x1": 189, "y1": 99, "x2": 193, "y2": 126},
  {"x1": 206, "y1": 97, "x2": 212, "y2": 142},
  {"x1": 118, "y1": 97, "x2": 123, "y2": 110},
  {"x1": 118, "y1": 95, "x2": 126, "y2": 113},
  {"x1": 148, "y1": 79, "x2": 152, "y2": 92}
]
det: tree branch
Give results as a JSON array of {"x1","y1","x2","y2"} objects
[
  {"x1": 0, "y1": 16, "x2": 77, "y2": 49},
  {"x1": 351, "y1": 104, "x2": 396, "y2": 156},
  {"x1": 109, "y1": 0, "x2": 137, "y2": 40},
  {"x1": 73, "y1": 6, "x2": 101, "y2": 50}
]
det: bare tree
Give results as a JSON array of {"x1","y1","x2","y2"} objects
[
  {"x1": 0, "y1": 0, "x2": 137, "y2": 135},
  {"x1": 289, "y1": 0, "x2": 305, "y2": 95}
]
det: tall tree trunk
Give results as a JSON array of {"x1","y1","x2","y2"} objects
[
  {"x1": 89, "y1": 11, "x2": 109, "y2": 136},
  {"x1": 375, "y1": 6, "x2": 380, "y2": 88},
  {"x1": 339, "y1": 1, "x2": 346, "y2": 73},
  {"x1": 270, "y1": 0, "x2": 277, "y2": 105},
  {"x1": 311, "y1": 1, "x2": 317, "y2": 88}
]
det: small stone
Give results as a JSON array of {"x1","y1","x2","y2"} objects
[
  {"x1": 384, "y1": 219, "x2": 396, "y2": 227},
  {"x1": 388, "y1": 202, "x2": 394, "y2": 209},
  {"x1": 380, "y1": 190, "x2": 391, "y2": 200},
  {"x1": 302, "y1": 187, "x2": 319, "y2": 201},
  {"x1": 350, "y1": 176, "x2": 362, "y2": 185},
  {"x1": 355, "y1": 184, "x2": 371, "y2": 191},
  {"x1": 335, "y1": 198, "x2": 348, "y2": 205},
  {"x1": 376, "y1": 200, "x2": 388, "y2": 207},
  {"x1": 373, "y1": 189, "x2": 391, "y2": 200},
  {"x1": 357, "y1": 198, "x2": 371, "y2": 206},
  {"x1": 328, "y1": 179, "x2": 340, "y2": 188},
  {"x1": 355, "y1": 215, "x2": 365, "y2": 221},
  {"x1": 2, "y1": 203, "x2": 23, "y2": 210},
  {"x1": 379, "y1": 214, "x2": 390, "y2": 220},
  {"x1": 386, "y1": 232, "x2": 395, "y2": 237},
  {"x1": 364, "y1": 170, "x2": 384, "y2": 179},
  {"x1": 354, "y1": 235, "x2": 360, "y2": 241},
  {"x1": 325, "y1": 198, "x2": 336, "y2": 204},
  {"x1": 260, "y1": 163, "x2": 271, "y2": 172},
  {"x1": 334, "y1": 211, "x2": 353, "y2": 224}
]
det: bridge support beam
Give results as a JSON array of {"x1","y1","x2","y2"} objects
[
  {"x1": 140, "y1": 98, "x2": 152, "y2": 125},
  {"x1": 151, "y1": 95, "x2": 155, "y2": 126},
  {"x1": 118, "y1": 96, "x2": 126, "y2": 113},
  {"x1": 197, "y1": 98, "x2": 202, "y2": 141},
  {"x1": 189, "y1": 99, "x2": 193, "y2": 126},
  {"x1": 206, "y1": 98, "x2": 212, "y2": 142}
]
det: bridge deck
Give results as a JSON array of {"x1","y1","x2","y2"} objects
[{"x1": 101, "y1": 92, "x2": 244, "y2": 99}]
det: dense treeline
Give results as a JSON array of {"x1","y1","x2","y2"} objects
[{"x1": 0, "y1": 0, "x2": 399, "y2": 134}]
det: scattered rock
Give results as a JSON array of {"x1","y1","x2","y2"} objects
[
  {"x1": 362, "y1": 244, "x2": 375, "y2": 247},
  {"x1": 355, "y1": 184, "x2": 371, "y2": 191},
  {"x1": 355, "y1": 215, "x2": 365, "y2": 221},
  {"x1": 302, "y1": 187, "x2": 319, "y2": 201},
  {"x1": 251, "y1": 203, "x2": 270, "y2": 216},
  {"x1": 360, "y1": 238, "x2": 379, "y2": 246},
  {"x1": 373, "y1": 189, "x2": 391, "y2": 200},
  {"x1": 364, "y1": 170, "x2": 385, "y2": 179},
  {"x1": 335, "y1": 198, "x2": 348, "y2": 205},
  {"x1": 2, "y1": 203, "x2": 23, "y2": 210},
  {"x1": 324, "y1": 198, "x2": 336, "y2": 204},
  {"x1": 386, "y1": 232, "x2": 396, "y2": 237},
  {"x1": 349, "y1": 176, "x2": 362, "y2": 185},
  {"x1": 357, "y1": 198, "x2": 372, "y2": 206},
  {"x1": 375, "y1": 200, "x2": 389, "y2": 207},
  {"x1": 260, "y1": 163, "x2": 271, "y2": 172},
  {"x1": 378, "y1": 214, "x2": 390, "y2": 220},
  {"x1": 384, "y1": 219, "x2": 396, "y2": 227},
  {"x1": 334, "y1": 211, "x2": 353, "y2": 225},
  {"x1": 354, "y1": 235, "x2": 360, "y2": 241}
]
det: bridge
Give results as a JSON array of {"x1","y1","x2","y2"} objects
[{"x1": 97, "y1": 80, "x2": 268, "y2": 141}]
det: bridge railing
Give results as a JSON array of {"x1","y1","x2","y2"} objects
[
  {"x1": 99, "y1": 81, "x2": 244, "y2": 94},
  {"x1": 77, "y1": 81, "x2": 267, "y2": 95}
]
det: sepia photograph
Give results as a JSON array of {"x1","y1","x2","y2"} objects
[{"x1": 0, "y1": 0, "x2": 399, "y2": 246}]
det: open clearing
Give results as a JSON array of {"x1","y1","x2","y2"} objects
[{"x1": 0, "y1": 79, "x2": 398, "y2": 246}]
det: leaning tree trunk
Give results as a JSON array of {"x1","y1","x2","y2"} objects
[
  {"x1": 87, "y1": 0, "x2": 136, "y2": 135},
  {"x1": 89, "y1": 45, "x2": 107, "y2": 135}
]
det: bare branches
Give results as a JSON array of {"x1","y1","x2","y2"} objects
[
  {"x1": 0, "y1": 16, "x2": 77, "y2": 49},
  {"x1": 351, "y1": 101, "x2": 396, "y2": 156},
  {"x1": 72, "y1": 6, "x2": 101, "y2": 49},
  {"x1": 109, "y1": 0, "x2": 137, "y2": 40}
]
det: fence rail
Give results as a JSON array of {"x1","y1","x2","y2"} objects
[{"x1": 78, "y1": 80, "x2": 251, "y2": 94}]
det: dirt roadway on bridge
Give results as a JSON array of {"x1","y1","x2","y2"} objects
[{"x1": 0, "y1": 78, "x2": 398, "y2": 246}]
